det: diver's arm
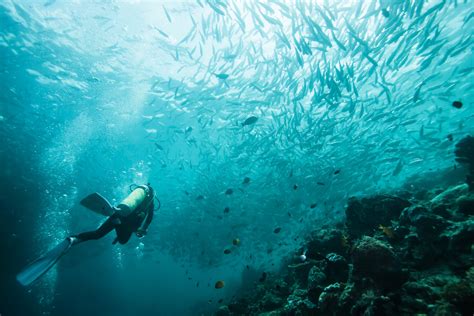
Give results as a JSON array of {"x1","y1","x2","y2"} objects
[
  {"x1": 142, "y1": 206, "x2": 154, "y2": 230},
  {"x1": 136, "y1": 204, "x2": 154, "y2": 237}
]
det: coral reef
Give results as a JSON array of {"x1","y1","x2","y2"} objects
[
  {"x1": 455, "y1": 135, "x2": 474, "y2": 190},
  {"x1": 216, "y1": 183, "x2": 474, "y2": 315}
]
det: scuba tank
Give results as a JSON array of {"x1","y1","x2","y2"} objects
[{"x1": 116, "y1": 184, "x2": 154, "y2": 217}]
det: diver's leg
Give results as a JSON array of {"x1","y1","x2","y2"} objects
[
  {"x1": 71, "y1": 215, "x2": 119, "y2": 244},
  {"x1": 114, "y1": 225, "x2": 133, "y2": 244}
]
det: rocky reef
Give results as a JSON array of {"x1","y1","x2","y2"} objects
[
  {"x1": 455, "y1": 135, "x2": 474, "y2": 190},
  {"x1": 215, "y1": 137, "x2": 474, "y2": 316}
]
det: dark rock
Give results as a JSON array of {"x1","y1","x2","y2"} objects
[
  {"x1": 307, "y1": 265, "x2": 326, "y2": 303},
  {"x1": 457, "y1": 195, "x2": 474, "y2": 216},
  {"x1": 431, "y1": 302, "x2": 461, "y2": 316},
  {"x1": 430, "y1": 184, "x2": 470, "y2": 214},
  {"x1": 214, "y1": 305, "x2": 230, "y2": 316},
  {"x1": 288, "y1": 260, "x2": 319, "y2": 287},
  {"x1": 442, "y1": 280, "x2": 474, "y2": 315},
  {"x1": 307, "y1": 266, "x2": 326, "y2": 289},
  {"x1": 409, "y1": 242, "x2": 448, "y2": 269},
  {"x1": 400, "y1": 204, "x2": 449, "y2": 240},
  {"x1": 337, "y1": 282, "x2": 358, "y2": 315},
  {"x1": 402, "y1": 281, "x2": 439, "y2": 302},
  {"x1": 227, "y1": 298, "x2": 250, "y2": 315},
  {"x1": 455, "y1": 135, "x2": 474, "y2": 190},
  {"x1": 307, "y1": 228, "x2": 346, "y2": 257},
  {"x1": 412, "y1": 214, "x2": 448, "y2": 240},
  {"x1": 318, "y1": 283, "x2": 344, "y2": 313},
  {"x1": 399, "y1": 205, "x2": 430, "y2": 226},
  {"x1": 404, "y1": 232, "x2": 420, "y2": 245},
  {"x1": 399, "y1": 295, "x2": 429, "y2": 314},
  {"x1": 432, "y1": 203, "x2": 453, "y2": 219},
  {"x1": 351, "y1": 291, "x2": 397, "y2": 315},
  {"x1": 370, "y1": 295, "x2": 398, "y2": 315},
  {"x1": 352, "y1": 236, "x2": 408, "y2": 289},
  {"x1": 444, "y1": 220, "x2": 474, "y2": 253},
  {"x1": 455, "y1": 135, "x2": 474, "y2": 164},
  {"x1": 346, "y1": 195, "x2": 410, "y2": 237},
  {"x1": 260, "y1": 292, "x2": 284, "y2": 311},
  {"x1": 325, "y1": 253, "x2": 349, "y2": 283},
  {"x1": 272, "y1": 279, "x2": 291, "y2": 297},
  {"x1": 284, "y1": 289, "x2": 317, "y2": 314},
  {"x1": 392, "y1": 225, "x2": 410, "y2": 240},
  {"x1": 216, "y1": 179, "x2": 473, "y2": 316}
]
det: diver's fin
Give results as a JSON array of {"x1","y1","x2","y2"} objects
[
  {"x1": 80, "y1": 193, "x2": 115, "y2": 216},
  {"x1": 16, "y1": 238, "x2": 72, "y2": 286}
]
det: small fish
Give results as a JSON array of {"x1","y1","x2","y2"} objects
[
  {"x1": 43, "y1": 0, "x2": 56, "y2": 7},
  {"x1": 225, "y1": 188, "x2": 233, "y2": 195},
  {"x1": 452, "y1": 101, "x2": 463, "y2": 109},
  {"x1": 155, "y1": 143, "x2": 164, "y2": 150},
  {"x1": 447, "y1": 134, "x2": 454, "y2": 141},
  {"x1": 381, "y1": 8, "x2": 390, "y2": 17},
  {"x1": 288, "y1": 212, "x2": 292, "y2": 217},
  {"x1": 232, "y1": 238, "x2": 240, "y2": 246},
  {"x1": 156, "y1": 28, "x2": 169, "y2": 38},
  {"x1": 317, "y1": 182, "x2": 325, "y2": 186},
  {"x1": 379, "y1": 225, "x2": 395, "y2": 239},
  {"x1": 214, "y1": 73, "x2": 229, "y2": 80},
  {"x1": 163, "y1": 6, "x2": 172, "y2": 23},
  {"x1": 242, "y1": 116, "x2": 258, "y2": 126},
  {"x1": 293, "y1": 184, "x2": 298, "y2": 190},
  {"x1": 392, "y1": 160, "x2": 403, "y2": 176},
  {"x1": 310, "y1": 203, "x2": 317, "y2": 209},
  {"x1": 218, "y1": 299, "x2": 223, "y2": 304},
  {"x1": 196, "y1": 195, "x2": 204, "y2": 200},
  {"x1": 224, "y1": 207, "x2": 230, "y2": 213},
  {"x1": 215, "y1": 280, "x2": 225, "y2": 289},
  {"x1": 196, "y1": 282, "x2": 199, "y2": 287},
  {"x1": 334, "y1": 170, "x2": 340, "y2": 175},
  {"x1": 242, "y1": 177, "x2": 251, "y2": 184},
  {"x1": 273, "y1": 227, "x2": 281, "y2": 234},
  {"x1": 259, "y1": 272, "x2": 267, "y2": 282},
  {"x1": 223, "y1": 249, "x2": 231, "y2": 254}
]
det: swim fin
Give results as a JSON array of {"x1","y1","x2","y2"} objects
[
  {"x1": 17, "y1": 238, "x2": 73, "y2": 286},
  {"x1": 80, "y1": 192, "x2": 115, "y2": 216}
]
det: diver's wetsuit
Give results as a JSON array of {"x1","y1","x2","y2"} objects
[{"x1": 74, "y1": 186, "x2": 154, "y2": 244}]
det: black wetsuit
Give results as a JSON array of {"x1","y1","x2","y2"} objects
[{"x1": 75, "y1": 191, "x2": 154, "y2": 244}]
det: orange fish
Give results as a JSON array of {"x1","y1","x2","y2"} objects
[{"x1": 379, "y1": 225, "x2": 394, "y2": 239}]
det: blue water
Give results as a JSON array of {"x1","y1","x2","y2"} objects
[{"x1": 0, "y1": 0, "x2": 473, "y2": 315}]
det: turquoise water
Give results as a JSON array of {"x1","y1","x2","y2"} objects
[{"x1": 0, "y1": 0, "x2": 473, "y2": 315}]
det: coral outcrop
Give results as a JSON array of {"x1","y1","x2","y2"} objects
[{"x1": 216, "y1": 183, "x2": 474, "y2": 315}]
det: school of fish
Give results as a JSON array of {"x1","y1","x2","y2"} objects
[{"x1": 1, "y1": 0, "x2": 473, "y2": 289}]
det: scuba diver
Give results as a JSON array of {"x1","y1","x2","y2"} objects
[
  {"x1": 70, "y1": 183, "x2": 156, "y2": 245},
  {"x1": 17, "y1": 183, "x2": 159, "y2": 286}
]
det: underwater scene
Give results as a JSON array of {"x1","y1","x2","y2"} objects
[{"x1": 0, "y1": 0, "x2": 473, "y2": 315}]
